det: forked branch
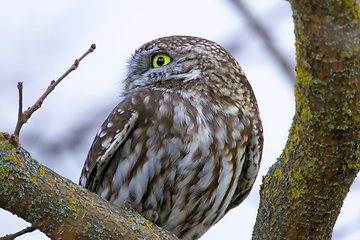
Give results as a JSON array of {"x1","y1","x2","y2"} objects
[{"x1": 12, "y1": 44, "x2": 96, "y2": 142}]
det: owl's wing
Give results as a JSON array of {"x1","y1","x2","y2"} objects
[
  {"x1": 79, "y1": 104, "x2": 139, "y2": 192},
  {"x1": 226, "y1": 129, "x2": 263, "y2": 213}
]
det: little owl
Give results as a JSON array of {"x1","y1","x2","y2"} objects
[{"x1": 79, "y1": 35, "x2": 263, "y2": 240}]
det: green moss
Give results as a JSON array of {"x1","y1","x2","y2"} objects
[
  {"x1": 144, "y1": 220, "x2": 152, "y2": 228},
  {"x1": 0, "y1": 166, "x2": 9, "y2": 179},
  {"x1": 294, "y1": 68, "x2": 315, "y2": 126},
  {"x1": 293, "y1": 169, "x2": 302, "y2": 181},
  {"x1": 307, "y1": 159, "x2": 317, "y2": 173},
  {"x1": 341, "y1": 51, "x2": 352, "y2": 58},
  {"x1": 29, "y1": 176, "x2": 36, "y2": 184},
  {"x1": 289, "y1": 123, "x2": 304, "y2": 147},
  {"x1": 39, "y1": 167, "x2": 46, "y2": 177},
  {"x1": 285, "y1": 149, "x2": 290, "y2": 163},
  {"x1": 79, "y1": 222, "x2": 92, "y2": 229},
  {"x1": 343, "y1": 0, "x2": 360, "y2": 23},
  {"x1": 301, "y1": 105, "x2": 313, "y2": 123},
  {"x1": 295, "y1": 19, "x2": 308, "y2": 43},
  {"x1": 72, "y1": 208, "x2": 80, "y2": 217},
  {"x1": 297, "y1": 68, "x2": 313, "y2": 90},
  {"x1": 291, "y1": 185, "x2": 307, "y2": 200},
  {"x1": 4, "y1": 156, "x2": 17, "y2": 165},
  {"x1": 274, "y1": 168, "x2": 283, "y2": 181},
  {"x1": 345, "y1": 150, "x2": 360, "y2": 170},
  {"x1": 67, "y1": 197, "x2": 80, "y2": 217},
  {"x1": 0, "y1": 142, "x2": 16, "y2": 154},
  {"x1": 354, "y1": 99, "x2": 360, "y2": 121},
  {"x1": 263, "y1": 175, "x2": 271, "y2": 185},
  {"x1": 68, "y1": 197, "x2": 76, "y2": 210}
]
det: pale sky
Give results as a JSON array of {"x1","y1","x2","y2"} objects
[{"x1": 0, "y1": 1, "x2": 359, "y2": 239}]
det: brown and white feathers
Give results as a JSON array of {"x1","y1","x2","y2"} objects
[{"x1": 79, "y1": 35, "x2": 263, "y2": 240}]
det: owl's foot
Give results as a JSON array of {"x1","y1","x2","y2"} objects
[
  {"x1": 143, "y1": 209, "x2": 159, "y2": 224},
  {"x1": 123, "y1": 197, "x2": 134, "y2": 210}
]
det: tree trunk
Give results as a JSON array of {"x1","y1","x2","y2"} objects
[{"x1": 253, "y1": 1, "x2": 360, "y2": 239}]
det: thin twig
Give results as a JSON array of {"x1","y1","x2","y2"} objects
[
  {"x1": 0, "y1": 226, "x2": 37, "y2": 240},
  {"x1": 12, "y1": 44, "x2": 96, "y2": 140},
  {"x1": 17, "y1": 82, "x2": 23, "y2": 125},
  {"x1": 12, "y1": 83, "x2": 24, "y2": 142},
  {"x1": 229, "y1": 0, "x2": 296, "y2": 84}
]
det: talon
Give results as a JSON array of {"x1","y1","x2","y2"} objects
[
  {"x1": 123, "y1": 197, "x2": 133, "y2": 210},
  {"x1": 144, "y1": 209, "x2": 159, "y2": 223}
]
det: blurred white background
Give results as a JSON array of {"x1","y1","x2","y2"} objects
[{"x1": 0, "y1": 0, "x2": 359, "y2": 239}]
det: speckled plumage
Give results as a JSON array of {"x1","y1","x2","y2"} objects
[{"x1": 79, "y1": 36, "x2": 263, "y2": 240}]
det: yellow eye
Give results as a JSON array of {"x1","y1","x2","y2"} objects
[{"x1": 152, "y1": 53, "x2": 171, "y2": 68}]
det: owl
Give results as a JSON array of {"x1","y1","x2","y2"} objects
[{"x1": 79, "y1": 36, "x2": 263, "y2": 240}]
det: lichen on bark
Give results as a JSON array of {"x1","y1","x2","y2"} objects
[
  {"x1": 253, "y1": 1, "x2": 360, "y2": 239},
  {"x1": 0, "y1": 133, "x2": 178, "y2": 240}
]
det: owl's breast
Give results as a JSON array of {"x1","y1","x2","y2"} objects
[{"x1": 103, "y1": 88, "x2": 253, "y2": 239}]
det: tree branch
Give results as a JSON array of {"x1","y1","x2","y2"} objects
[
  {"x1": 228, "y1": 0, "x2": 296, "y2": 84},
  {"x1": 0, "y1": 133, "x2": 178, "y2": 240},
  {"x1": 0, "y1": 226, "x2": 36, "y2": 240},
  {"x1": 253, "y1": 1, "x2": 360, "y2": 239},
  {"x1": 12, "y1": 44, "x2": 96, "y2": 139}
]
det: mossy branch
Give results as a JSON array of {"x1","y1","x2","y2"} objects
[
  {"x1": 253, "y1": 1, "x2": 360, "y2": 239},
  {"x1": 0, "y1": 133, "x2": 178, "y2": 240}
]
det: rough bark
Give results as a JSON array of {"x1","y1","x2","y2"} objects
[
  {"x1": 0, "y1": 133, "x2": 177, "y2": 240},
  {"x1": 253, "y1": 1, "x2": 360, "y2": 239}
]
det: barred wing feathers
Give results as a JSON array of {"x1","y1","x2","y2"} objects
[{"x1": 79, "y1": 104, "x2": 138, "y2": 192}]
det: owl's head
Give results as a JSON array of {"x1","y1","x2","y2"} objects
[{"x1": 124, "y1": 35, "x2": 243, "y2": 94}]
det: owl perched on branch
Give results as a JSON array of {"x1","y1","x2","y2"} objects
[{"x1": 79, "y1": 36, "x2": 263, "y2": 240}]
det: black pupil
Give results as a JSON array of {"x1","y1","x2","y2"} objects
[{"x1": 156, "y1": 56, "x2": 165, "y2": 66}]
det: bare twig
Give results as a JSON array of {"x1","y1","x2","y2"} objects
[
  {"x1": 228, "y1": 0, "x2": 296, "y2": 83},
  {"x1": 12, "y1": 44, "x2": 96, "y2": 140},
  {"x1": 17, "y1": 82, "x2": 23, "y2": 127},
  {"x1": 0, "y1": 226, "x2": 36, "y2": 240}
]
